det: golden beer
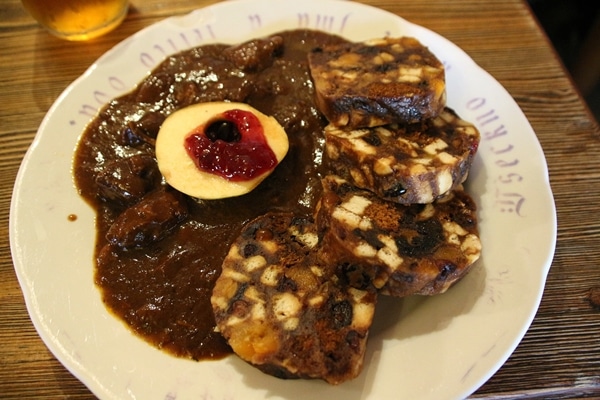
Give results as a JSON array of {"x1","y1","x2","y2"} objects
[{"x1": 22, "y1": 0, "x2": 128, "y2": 41}]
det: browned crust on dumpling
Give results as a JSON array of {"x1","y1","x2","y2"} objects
[
  {"x1": 316, "y1": 175, "x2": 481, "y2": 297},
  {"x1": 325, "y1": 107, "x2": 480, "y2": 204},
  {"x1": 211, "y1": 212, "x2": 377, "y2": 385},
  {"x1": 308, "y1": 37, "x2": 446, "y2": 128}
]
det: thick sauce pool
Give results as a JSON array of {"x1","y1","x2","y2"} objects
[{"x1": 73, "y1": 30, "x2": 348, "y2": 360}]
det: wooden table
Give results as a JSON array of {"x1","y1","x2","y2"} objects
[{"x1": 1, "y1": 0, "x2": 599, "y2": 398}]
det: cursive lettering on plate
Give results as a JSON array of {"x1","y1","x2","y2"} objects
[
  {"x1": 76, "y1": 76, "x2": 128, "y2": 120},
  {"x1": 297, "y1": 12, "x2": 351, "y2": 33},
  {"x1": 466, "y1": 97, "x2": 526, "y2": 217},
  {"x1": 248, "y1": 14, "x2": 262, "y2": 30}
]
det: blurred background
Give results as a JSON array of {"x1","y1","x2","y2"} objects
[{"x1": 529, "y1": 0, "x2": 600, "y2": 122}]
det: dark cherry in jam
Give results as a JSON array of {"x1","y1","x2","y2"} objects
[
  {"x1": 205, "y1": 120, "x2": 242, "y2": 142},
  {"x1": 184, "y1": 109, "x2": 277, "y2": 181}
]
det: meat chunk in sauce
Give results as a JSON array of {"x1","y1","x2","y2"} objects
[
  {"x1": 105, "y1": 188, "x2": 188, "y2": 249},
  {"x1": 222, "y1": 35, "x2": 284, "y2": 71},
  {"x1": 95, "y1": 154, "x2": 161, "y2": 206}
]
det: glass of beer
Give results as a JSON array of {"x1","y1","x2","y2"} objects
[{"x1": 21, "y1": 0, "x2": 129, "y2": 41}]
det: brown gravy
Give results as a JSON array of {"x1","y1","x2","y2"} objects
[{"x1": 73, "y1": 30, "x2": 348, "y2": 360}]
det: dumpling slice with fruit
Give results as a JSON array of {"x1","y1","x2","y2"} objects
[{"x1": 156, "y1": 102, "x2": 289, "y2": 199}]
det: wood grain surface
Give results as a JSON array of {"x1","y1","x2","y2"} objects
[{"x1": 1, "y1": 0, "x2": 599, "y2": 398}]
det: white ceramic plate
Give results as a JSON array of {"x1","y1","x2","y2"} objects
[{"x1": 10, "y1": 0, "x2": 557, "y2": 399}]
